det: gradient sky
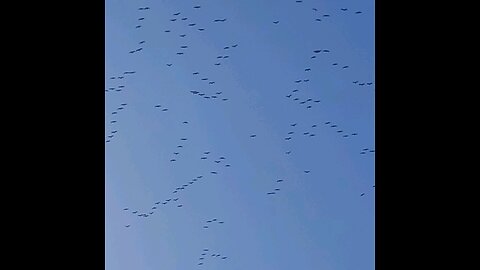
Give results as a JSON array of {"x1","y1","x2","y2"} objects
[{"x1": 106, "y1": 0, "x2": 375, "y2": 269}]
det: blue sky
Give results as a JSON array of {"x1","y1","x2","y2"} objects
[{"x1": 106, "y1": 0, "x2": 374, "y2": 269}]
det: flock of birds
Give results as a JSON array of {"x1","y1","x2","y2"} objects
[{"x1": 106, "y1": 1, "x2": 374, "y2": 268}]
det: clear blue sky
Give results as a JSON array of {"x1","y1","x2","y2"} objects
[{"x1": 105, "y1": 0, "x2": 375, "y2": 269}]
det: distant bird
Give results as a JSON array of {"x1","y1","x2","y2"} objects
[
  {"x1": 353, "y1": 81, "x2": 359, "y2": 84},
  {"x1": 181, "y1": 18, "x2": 187, "y2": 21},
  {"x1": 342, "y1": 65, "x2": 349, "y2": 69},
  {"x1": 250, "y1": 134, "x2": 257, "y2": 138},
  {"x1": 355, "y1": 11, "x2": 363, "y2": 14},
  {"x1": 286, "y1": 94, "x2": 292, "y2": 98},
  {"x1": 291, "y1": 123, "x2": 297, "y2": 127},
  {"x1": 295, "y1": 80, "x2": 302, "y2": 83},
  {"x1": 224, "y1": 46, "x2": 230, "y2": 49},
  {"x1": 179, "y1": 34, "x2": 186, "y2": 37},
  {"x1": 367, "y1": 82, "x2": 373, "y2": 85},
  {"x1": 286, "y1": 151, "x2": 291, "y2": 154},
  {"x1": 170, "y1": 159, "x2": 176, "y2": 162},
  {"x1": 132, "y1": 211, "x2": 138, "y2": 214},
  {"x1": 198, "y1": 28, "x2": 205, "y2": 31},
  {"x1": 166, "y1": 63, "x2": 172, "y2": 66},
  {"x1": 173, "y1": 12, "x2": 181, "y2": 16},
  {"x1": 211, "y1": 171, "x2": 218, "y2": 174},
  {"x1": 123, "y1": 208, "x2": 128, "y2": 211},
  {"x1": 333, "y1": 63, "x2": 338, "y2": 66},
  {"x1": 170, "y1": 19, "x2": 177, "y2": 22},
  {"x1": 222, "y1": 257, "x2": 227, "y2": 259},
  {"x1": 129, "y1": 50, "x2": 135, "y2": 54},
  {"x1": 314, "y1": 50, "x2": 322, "y2": 53},
  {"x1": 277, "y1": 179, "x2": 284, "y2": 182},
  {"x1": 267, "y1": 192, "x2": 276, "y2": 195},
  {"x1": 323, "y1": 49, "x2": 330, "y2": 52},
  {"x1": 341, "y1": 8, "x2": 348, "y2": 11},
  {"x1": 193, "y1": 72, "x2": 199, "y2": 75},
  {"x1": 177, "y1": 52, "x2": 184, "y2": 55},
  {"x1": 138, "y1": 18, "x2": 145, "y2": 21},
  {"x1": 232, "y1": 44, "x2": 238, "y2": 47},
  {"x1": 177, "y1": 204, "x2": 183, "y2": 207},
  {"x1": 275, "y1": 188, "x2": 280, "y2": 191},
  {"x1": 273, "y1": 21, "x2": 280, "y2": 24},
  {"x1": 225, "y1": 164, "x2": 231, "y2": 167},
  {"x1": 315, "y1": 18, "x2": 322, "y2": 21},
  {"x1": 214, "y1": 63, "x2": 221, "y2": 66},
  {"x1": 314, "y1": 100, "x2": 321, "y2": 103},
  {"x1": 285, "y1": 137, "x2": 292, "y2": 140},
  {"x1": 201, "y1": 78, "x2": 208, "y2": 81},
  {"x1": 359, "y1": 83, "x2": 365, "y2": 86},
  {"x1": 181, "y1": 45, "x2": 188, "y2": 49},
  {"x1": 216, "y1": 92, "x2": 223, "y2": 95},
  {"x1": 215, "y1": 160, "x2": 221, "y2": 163},
  {"x1": 304, "y1": 170, "x2": 310, "y2": 173},
  {"x1": 188, "y1": 23, "x2": 196, "y2": 26},
  {"x1": 313, "y1": 8, "x2": 318, "y2": 11},
  {"x1": 351, "y1": 133, "x2": 358, "y2": 136},
  {"x1": 110, "y1": 121, "x2": 117, "y2": 123},
  {"x1": 191, "y1": 90, "x2": 199, "y2": 94},
  {"x1": 135, "y1": 25, "x2": 141, "y2": 28},
  {"x1": 125, "y1": 225, "x2": 130, "y2": 228},
  {"x1": 194, "y1": 5, "x2": 201, "y2": 8},
  {"x1": 360, "y1": 193, "x2": 365, "y2": 196},
  {"x1": 162, "y1": 108, "x2": 168, "y2": 111},
  {"x1": 305, "y1": 68, "x2": 311, "y2": 71}
]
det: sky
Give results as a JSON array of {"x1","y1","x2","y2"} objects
[{"x1": 105, "y1": 0, "x2": 375, "y2": 269}]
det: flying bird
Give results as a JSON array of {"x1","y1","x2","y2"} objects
[
  {"x1": 273, "y1": 21, "x2": 280, "y2": 24},
  {"x1": 341, "y1": 8, "x2": 348, "y2": 11}
]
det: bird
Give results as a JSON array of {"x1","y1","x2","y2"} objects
[
  {"x1": 179, "y1": 34, "x2": 186, "y2": 37},
  {"x1": 232, "y1": 44, "x2": 238, "y2": 47},
  {"x1": 135, "y1": 25, "x2": 142, "y2": 28},
  {"x1": 304, "y1": 170, "x2": 310, "y2": 173},
  {"x1": 250, "y1": 134, "x2": 257, "y2": 138},
  {"x1": 181, "y1": 18, "x2": 188, "y2": 21},
  {"x1": 286, "y1": 151, "x2": 291, "y2": 154},
  {"x1": 222, "y1": 257, "x2": 227, "y2": 259},
  {"x1": 273, "y1": 21, "x2": 280, "y2": 24},
  {"x1": 361, "y1": 193, "x2": 365, "y2": 196},
  {"x1": 305, "y1": 68, "x2": 311, "y2": 71},
  {"x1": 224, "y1": 46, "x2": 230, "y2": 49},
  {"x1": 198, "y1": 28, "x2": 205, "y2": 31},
  {"x1": 177, "y1": 204, "x2": 183, "y2": 207},
  {"x1": 193, "y1": 72, "x2": 199, "y2": 75},
  {"x1": 291, "y1": 123, "x2": 297, "y2": 127},
  {"x1": 123, "y1": 208, "x2": 128, "y2": 211},
  {"x1": 211, "y1": 171, "x2": 218, "y2": 174},
  {"x1": 173, "y1": 12, "x2": 181, "y2": 16},
  {"x1": 132, "y1": 211, "x2": 138, "y2": 214},
  {"x1": 274, "y1": 188, "x2": 280, "y2": 191},
  {"x1": 341, "y1": 8, "x2": 348, "y2": 11},
  {"x1": 355, "y1": 11, "x2": 363, "y2": 14},
  {"x1": 170, "y1": 18, "x2": 177, "y2": 22},
  {"x1": 313, "y1": 8, "x2": 318, "y2": 11},
  {"x1": 125, "y1": 225, "x2": 130, "y2": 228},
  {"x1": 180, "y1": 45, "x2": 188, "y2": 49},
  {"x1": 315, "y1": 18, "x2": 322, "y2": 21},
  {"x1": 342, "y1": 65, "x2": 349, "y2": 69},
  {"x1": 353, "y1": 80, "x2": 359, "y2": 84},
  {"x1": 166, "y1": 63, "x2": 172, "y2": 66},
  {"x1": 277, "y1": 179, "x2": 284, "y2": 182},
  {"x1": 194, "y1": 5, "x2": 201, "y2": 8},
  {"x1": 188, "y1": 23, "x2": 196, "y2": 26},
  {"x1": 285, "y1": 137, "x2": 292, "y2": 140}
]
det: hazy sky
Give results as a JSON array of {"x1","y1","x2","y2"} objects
[{"x1": 106, "y1": 0, "x2": 375, "y2": 269}]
